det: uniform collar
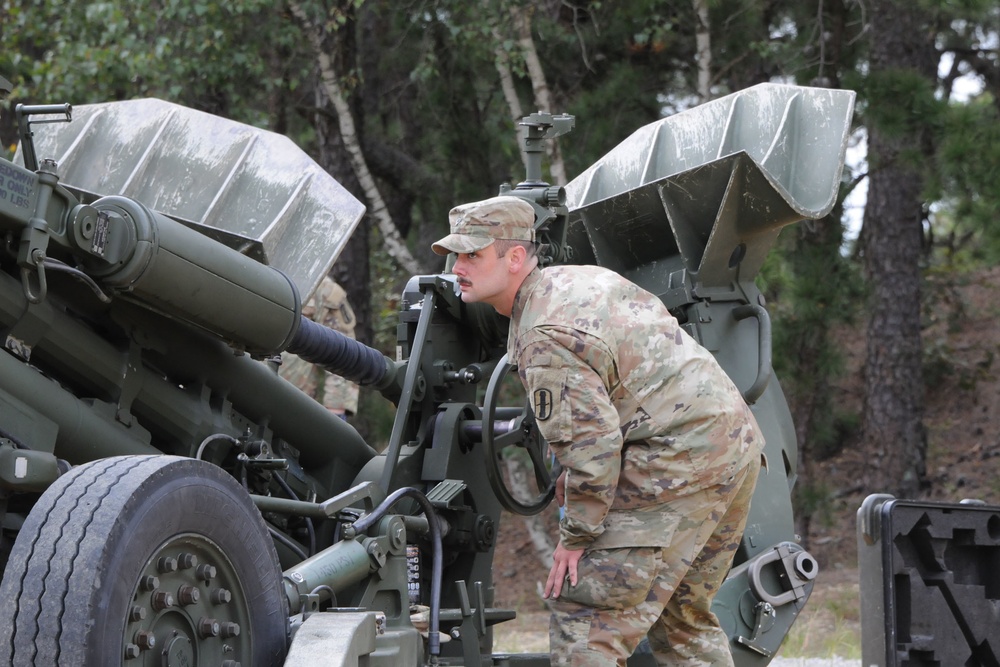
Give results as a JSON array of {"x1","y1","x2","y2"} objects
[{"x1": 511, "y1": 267, "x2": 543, "y2": 323}]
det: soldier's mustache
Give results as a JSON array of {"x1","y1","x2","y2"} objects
[{"x1": 456, "y1": 277, "x2": 472, "y2": 287}]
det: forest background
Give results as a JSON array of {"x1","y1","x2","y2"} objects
[{"x1": 2, "y1": 0, "x2": 1000, "y2": 577}]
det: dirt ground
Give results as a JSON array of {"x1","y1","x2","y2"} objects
[{"x1": 490, "y1": 265, "x2": 1000, "y2": 650}]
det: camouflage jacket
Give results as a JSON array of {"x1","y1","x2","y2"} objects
[
  {"x1": 280, "y1": 278, "x2": 360, "y2": 415},
  {"x1": 508, "y1": 266, "x2": 764, "y2": 550}
]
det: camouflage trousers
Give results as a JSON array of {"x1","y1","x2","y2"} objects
[{"x1": 549, "y1": 457, "x2": 761, "y2": 666}]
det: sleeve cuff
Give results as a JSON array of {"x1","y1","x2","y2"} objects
[{"x1": 559, "y1": 515, "x2": 603, "y2": 550}]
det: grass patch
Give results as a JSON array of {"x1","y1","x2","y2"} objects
[{"x1": 777, "y1": 582, "x2": 862, "y2": 660}]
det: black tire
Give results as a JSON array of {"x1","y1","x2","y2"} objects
[{"x1": 0, "y1": 455, "x2": 288, "y2": 666}]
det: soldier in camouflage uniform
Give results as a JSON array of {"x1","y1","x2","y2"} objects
[
  {"x1": 432, "y1": 196, "x2": 764, "y2": 666},
  {"x1": 280, "y1": 276, "x2": 360, "y2": 418}
]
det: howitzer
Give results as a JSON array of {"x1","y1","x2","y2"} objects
[{"x1": 0, "y1": 83, "x2": 854, "y2": 666}]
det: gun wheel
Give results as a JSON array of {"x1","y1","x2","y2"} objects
[
  {"x1": 0, "y1": 455, "x2": 287, "y2": 667},
  {"x1": 482, "y1": 354, "x2": 555, "y2": 516}
]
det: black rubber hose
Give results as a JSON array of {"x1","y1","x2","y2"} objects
[
  {"x1": 351, "y1": 487, "x2": 443, "y2": 656},
  {"x1": 286, "y1": 316, "x2": 392, "y2": 387}
]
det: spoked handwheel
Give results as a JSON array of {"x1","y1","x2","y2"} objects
[
  {"x1": 0, "y1": 455, "x2": 288, "y2": 667},
  {"x1": 482, "y1": 354, "x2": 555, "y2": 516}
]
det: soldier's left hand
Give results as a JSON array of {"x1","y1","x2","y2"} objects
[{"x1": 543, "y1": 542, "x2": 584, "y2": 599}]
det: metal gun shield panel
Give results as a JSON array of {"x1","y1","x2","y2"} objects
[
  {"x1": 15, "y1": 98, "x2": 365, "y2": 301},
  {"x1": 564, "y1": 83, "x2": 856, "y2": 288}
]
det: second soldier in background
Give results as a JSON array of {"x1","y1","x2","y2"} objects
[{"x1": 280, "y1": 276, "x2": 360, "y2": 419}]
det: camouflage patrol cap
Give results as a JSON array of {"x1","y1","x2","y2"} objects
[{"x1": 431, "y1": 196, "x2": 535, "y2": 256}]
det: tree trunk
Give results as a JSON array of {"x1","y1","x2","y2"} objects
[
  {"x1": 860, "y1": 0, "x2": 937, "y2": 498},
  {"x1": 693, "y1": 0, "x2": 712, "y2": 100}
]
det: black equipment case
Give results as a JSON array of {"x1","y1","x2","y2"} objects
[{"x1": 857, "y1": 494, "x2": 1000, "y2": 666}]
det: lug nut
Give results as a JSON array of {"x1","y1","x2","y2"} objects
[
  {"x1": 124, "y1": 643, "x2": 140, "y2": 659},
  {"x1": 178, "y1": 585, "x2": 200, "y2": 605},
  {"x1": 178, "y1": 552, "x2": 198, "y2": 569},
  {"x1": 197, "y1": 564, "x2": 217, "y2": 581},
  {"x1": 157, "y1": 556, "x2": 178, "y2": 573},
  {"x1": 198, "y1": 617, "x2": 221, "y2": 638},
  {"x1": 151, "y1": 590, "x2": 175, "y2": 611},
  {"x1": 211, "y1": 588, "x2": 232, "y2": 604},
  {"x1": 220, "y1": 622, "x2": 240, "y2": 638},
  {"x1": 140, "y1": 576, "x2": 159, "y2": 591},
  {"x1": 134, "y1": 630, "x2": 156, "y2": 650},
  {"x1": 129, "y1": 605, "x2": 146, "y2": 622}
]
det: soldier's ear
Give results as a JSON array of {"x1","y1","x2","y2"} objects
[{"x1": 507, "y1": 244, "x2": 529, "y2": 272}]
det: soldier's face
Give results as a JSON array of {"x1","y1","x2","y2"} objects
[{"x1": 452, "y1": 246, "x2": 512, "y2": 310}]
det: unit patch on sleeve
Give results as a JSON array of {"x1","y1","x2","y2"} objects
[
  {"x1": 533, "y1": 388, "x2": 554, "y2": 421},
  {"x1": 524, "y1": 366, "x2": 572, "y2": 443}
]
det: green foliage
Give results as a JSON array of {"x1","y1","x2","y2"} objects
[
  {"x1": 2, "y1": 0, "x2": 305, "y2": 127},
  {"x1": 370, "y1": 234, "x2": 405, "y2": 355},
  {"x1": 811, "y1": 409, "x2": 862, "y2": 462},
  {"x1": 762, "y1": 213, "x2": 864, "y2": 467},
  {"x1": 862, "y1": 69, "x2": 943, "y2": 145},
  {"x1": 926, "y1": 99, "x2": 1000, "y2": 264},
  {"x1": 763, "y1": 220, "x2": 863, "y2": 385}
]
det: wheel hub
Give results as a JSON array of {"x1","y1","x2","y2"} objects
[{"x1": 123, "y1": 534, "x2": 251, "y2": 666}]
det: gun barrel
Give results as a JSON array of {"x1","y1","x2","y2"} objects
[{"x1": 287, "y1": 316, "x2": 395, "y2": 388}]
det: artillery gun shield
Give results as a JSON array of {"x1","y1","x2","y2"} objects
[{"x1": 14, "y1": 97, "x2": 365, "y2": 301}]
